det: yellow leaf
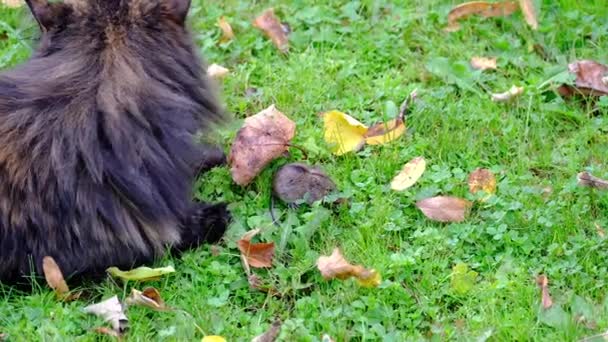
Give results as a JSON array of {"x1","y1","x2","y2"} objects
[
  {"x1": 322, "y1": 110, "x2": 368, "y2": 156},
  {"x1": 106, "y1": 266, "x2": 175, "y2": 281},
  {"x1": 364, "y1": 118, "x2": 406, "y2": 145},
  {"x1": 202, "y1": 336, "x2": 226, "y2": 342},
  {"x1": 390, "y1": 157, "x2": 426, "y2": 191},
  {"x1": 217, "y1": 16, "x2": 235, "y2": 43},
  {"x1": 356, "y1": 269, "x2": 382, "y2": 288}
]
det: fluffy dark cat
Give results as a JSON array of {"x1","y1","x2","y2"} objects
[{"x1": 0, "y1": 0, "x2": 230, "y2": 284}]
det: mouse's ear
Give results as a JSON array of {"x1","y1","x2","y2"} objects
[
  {"x1": 25, "y1": 0, "x2": 68, "y2": 32},
  {"x1": 163, "y1": 0, "x2": 191, "y2": 25}
]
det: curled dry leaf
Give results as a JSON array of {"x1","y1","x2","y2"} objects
[
  {"x1": 518, "y1": 0, "x2": 538, "y2": 30},
  {"x1": 229, "y1": 105, "x2": 296, "y2": 186},
  {"x1": 273, "y1": 163, "x2": 336, "y2": 205},
  {"x1": 470, "y1": 57, "x2": 497, "y2": 71},
  {"x1": 83, "y1": 296, "x2": 129, "y2": 334},
  {"x1": 253, "y1": 8, "x2": 289, "y2": 53},
  {"x1": 559, "y1": 60, "x2": 608, "y2": 97},
  {"x1": 577, "y1": 171, "x2": 608, "y2": 190},
  {"x1": 416, "y1": 196, "x2": 472, "y2": 223},
  {"x1": 251, "y1": 320, "x2": 282, "y2": 342},
  {"x1": 536, "y1": 275, "x2": 553, "y2": 309},
  {"x1": 106, "y1": 265, "x2": 175, "y2": 281},
  {"x1": 42, "y1": 256, "x2": 81, "y2": 301},
  {"x1": 468, "y1": 168, "x2": 497, "y2": 200},
  {"x1": 316, "y1": 248, "x2": 381, "y2": 288},
  {"x1": 207, "y1": 64, "x2": 230, "y2": 80},
  {"x1": 445, "y1": 1, "x2": 519, "y2": 32},
  {"x1": 1, "y1": 0, "x2": 23, "y2": 8},
  {"x1": 491, "y1": 85, "x2": 524, "y2": 102},
  {"x1": 217, "y1": 16, "x2": 234, "y2": 43},
  {"x1": 125, "y1": 287, "x2": 169, "y2": 311},
  {"x1": 364, "y1": 118, "x2": 406, "y2": 145},
  {"x1": 390, "y1": 157, "x2": 426, "y2": 191},
  {"x1": 238, "y1": 229, "x2": 275, "y2": 268},
  {"x1": 322, "y1": 110, "x2": 368, "y2": 155}
]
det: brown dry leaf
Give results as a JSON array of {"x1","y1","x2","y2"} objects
[
  {"x1": 42, "y1": 256, "x2": 81, "y2": 301},
  {"x1": 229, "y1": 105, "x2": 296, "y2": 186},
  {"x1": 253, "y1": 8, "x2": 289, "y2": 53},
  {"x1": 1, "y1": 0, "x2": 23, "y2": 8},
  {"x1": 416, "y1": 196, "x2": 472, "y2": 223},
  {"x1": 468, "y1": 168, "x2": 497, "y2": 200},
  {"x1": 238, "y1": 229, "x2": 275, "y2": 268},
  {"x1": 251, "y1": 320, "x2": 282, "y2": 342},
  {"x1": 445, "y1": 1, "x2": 519, "y2": 32},
  {"x1": 577, "y1": 171, "x2": 608, "y2": 190},
  {"x1": 491, "y1": 85, "x2": 524, "y2": 102},
  {"x1": 390, "y1": 156, "x2": 426, "y2": 191},
  {"x1": 470, "y1": 57, "x2": 497, "y2": 70},
  {"x1": 519, "y1": 0, "x2": 538, "y2": 29},
  {"x1": 561, "y1": 60, "x2": 608, "y2": 97},
  {"x1": 536, "y1": 275, "x2": 553, "y2": 309},
  {"x1": 217, "y1": 16, "x2": 235, "y2": 43},
  {"x1": 316, "y1": 248, "x2": 381, "y2": 288},
  {"x1": 125, "y1": 287, "x2": 169, "y2": 311},
  {"x1": 207, "y1": 64, "x2": 230, "y2": 80}
]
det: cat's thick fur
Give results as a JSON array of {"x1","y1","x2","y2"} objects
[{"x1": 0, "y1": 0, "x2": 230, "y2": 284}]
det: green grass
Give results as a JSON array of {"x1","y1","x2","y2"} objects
[{"x1": 1, "y1": 0, "x2": 608, "y2": 340}]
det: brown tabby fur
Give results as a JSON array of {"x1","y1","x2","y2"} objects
[{"x1": 0, "y1": 0, "x2": 230, "y2": 284}]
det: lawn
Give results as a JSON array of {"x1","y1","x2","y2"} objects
[{"x1": 1, "y1": 0, "x2": 608, "y2": 340}]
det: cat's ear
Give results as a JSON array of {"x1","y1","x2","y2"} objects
[
  {"x1": 163, "y1": 0, "x2": 191, "y2": 25},
  {"x1": 25, "y1": 0, "x2": 67, "y2": 32}
]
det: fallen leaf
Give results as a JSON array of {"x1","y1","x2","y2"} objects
[
  {"x1": 450, "y1": 263, "x2": 477, "y2": 295},
  {"x1": 390, "y1": 156, "x2": 426, "y2": 191},
  {"x1": 229, "y1": 105, "x2": 296, "y2": 185},
  {"x1": 470, "y1": 57, "x2": 497, "y2": 70},
  {"x1": 42, "y1": 256, "x2": 81, "y2": 301},
  {"x1": 202, "y1": 336, "x2": 227, "y2": 342},
  {"x1": 364, "y1": 118, "x2": 406, "y2": 145},
  {"x1": 577, "y1": 171, "x2": 608, "y2": 190},
  {"x1": 536, "y1": 275, "x2": 553, "y2": 309},
  {"x1": 491, "y1": 85, "x2": 524, "y2": 102},
  {"x1": 207, "y1": 64, "x2": 230, "y2": 80},
  {"x1": 416, "y1": 196, "x2": 472, "y2": 222},
  {"x1": 106, "y1": 265, "x2": 175, "y2": 281},
  {"x1": 217, "y1": 16, "x2": 234, "y2": 43},
  {"x1": 238, "y1": 229, "x2": 275, "y2": 268},
  {"x1": 0, "y1": 333, "x2": 5, "y2": 341},
  {"x1": 125, "y1": 287, "x2": 169, "y2": 311},
  {"x1": 316, "y1": 248, "x2": 381, "y2": 288},
  {"x1": 1, "y1": 0, "x2": 23, "y2": 8},
  {"x1": 560, "y1": 60, "x2": 608, "y2": 97},
  {"x1": 321, "y1": 334, "x2": 336, "y2": 342},
  {"x1": 468, "y1": 168, "x2": 497, "y2": 200},
  {"x1": 322, "y1": 110, "x2": 368, "y2": 155},
  {"x1": 445, "y1": 1, "x2": 519, "y2": 32},
  {"x1": 93, "y1": 327, "x2": 122, "y2": 338},
  {"x1": 595, "y1": 222, "x2": 606, "y2": 238},
  {"x1": 83, "y1": 296, "x2": 129, "y2": 334},
  {"x1": 365, "y1": 89, "x2": 417, "y2": 145},
  {"x1": 273, "y1": 163, "x2": 336, "y2": 205},
  {"x1": 251, "y1": 320, "x2": 282, "y2": 342},
  {"x1": 519, "y1": 0, "x2": 538, "y2": 29},
  {"x1": 253, "y1": 8, "x2": 289, "y2": 53}
]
